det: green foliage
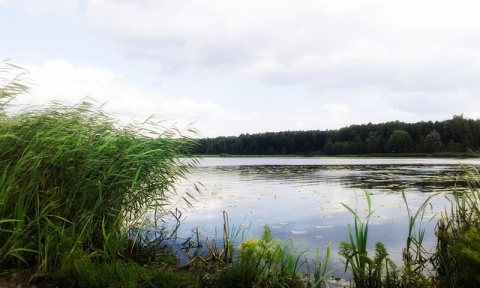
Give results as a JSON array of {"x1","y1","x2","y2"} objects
[
  {"x1": 337, "y1": 168, "x2": 480, "y2": 287},
  {"x1": 56, "y1": 249, "x2": 198, "y2": 288},
  {"x1": 212, "y1": 225, "x2": 306, "y2": 288},
  {"x1": 0, "y1": 62, "x2": 198, "y2": 281},
  {"x1": 448, "y1": 227, "x2": 480, "y2": 286},
  {"x1": 59, "y1": 251, "x2": 148, "y2": 288},
  {"x1": 434, "y1": 166, "x2": 480, "y2": 287},
  {"x1": 383, "y1": 264, "x2": 430, "y2": 288},
  {"x1": 424, "y1": 130, "x2": 442, "y2": 153},
  {"x1": 340, "y1": 239, "x2": 396, "y2": 287},
  {"x1": 339, "y1": 190, "x2": 437, "y2": 288},
  {"x1": 312, "y1": 244, "x2": 331, "y2": 288},
  {"x1": 386, "y1": 130, "x2": 414, "y2": 153},
  {"x1": 339, "y1": 190, "x2": 376, "y2": 287},
  {"x1": 402, "y1": 191, "x2": 438, "y2": 273},
  {"x1": 194, "y1": 115, "x2": 480, "y2": 156}
]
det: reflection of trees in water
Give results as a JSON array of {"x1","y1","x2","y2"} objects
[
  {"x1": 335, "y1": 165, "x2": 471, "y2": 193},
  {"x1": 214, "y1": 164, "x2": 476, "y2": 193}
]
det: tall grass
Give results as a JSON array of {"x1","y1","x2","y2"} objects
[
  {"x1": 338, "y1": 168, "x2": 480, "y2": 287},
  {"x1": 400, "y1": 190, "x2": 438, "y2": 286},
  {"x1": 211, "y1": 225, "x2": 306, "y2": 288},
  {"x1": 435, "y1": 165, "x2": 480, "y2": 287},
  {"x1": 339, "y1": 190, "x2": 376, "y2": 287},
  {"x1": 312, "y1": 244, "x2": 331, "y2": 288},
  {"x1": 0, "y1": 62, "x2": 198, "y2": 282},
  {"x1": 340, "y1": 190, "x2": 438, "y2": 287}
]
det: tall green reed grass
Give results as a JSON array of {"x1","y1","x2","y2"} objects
[
  {"x1": 0, "y1": 63, "x2": 198, "y2": 276},
  {"x1": 340, "y1": 190, "x2": 437, "y2": 287},
  {"x1": 339, "y1": 190, "x2": 375, "y2": 287},
  {"x1": 312, "y1": 244, "x2": 331, "y2": 288},
  {"x1": 435, "y1": 165, "x2": 480, "y2": 287}
]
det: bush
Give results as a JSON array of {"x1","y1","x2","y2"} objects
[{"x1": 211, "y1": 226, "x2": 305, "y2": 288}]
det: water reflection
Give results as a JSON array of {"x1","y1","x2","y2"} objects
[
  {"x1": 169, "y1": 157, "x2": 480, "y2": 279},
  {"x1": 226, "y1": 164, "x2": 470, "y2": 193}
]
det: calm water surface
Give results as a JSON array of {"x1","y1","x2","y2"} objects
[{"x1": 168, "y1": 157, "x2": 480, "y2": 278}]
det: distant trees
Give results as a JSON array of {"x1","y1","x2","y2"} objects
[
  {"x1": 424, "y1": 130, "x2": 442, "y2": 153},
  {"x1": 194, "y1": 115, "x2": 480, "y2": 156},
  {"x1": 386, "y1": 130, "x2": 413, "y2": 153}
]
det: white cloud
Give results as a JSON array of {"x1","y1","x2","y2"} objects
[
  {"x1": 321, "y1": 104, "x2": 349, "y2": 115},
  {"x1": 15, "y1": 60, "x2": 253, "y2": 137},
  {"x1": 386, "y1": 90, "x2": 480, "y2": 118},
  {"x1": 0, "y1": 0, "x2": 79, "y2": 16},
  {"x1": 3, "y1": 1, "x2": 480, "y2": 136},
  {"x1": 83, "y1": 0, "x2": 480, "y2": 95},
  {"x1": 85, "y1": 0, "x2": 365, "y2": 73}
]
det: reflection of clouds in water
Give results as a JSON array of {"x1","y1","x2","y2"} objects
[
  {"x1": 316, "y1": 226, "x2": 333, "y2": 229},
  {"x1": 291, "y1": 230, "x2": 307, "y2": 235}
]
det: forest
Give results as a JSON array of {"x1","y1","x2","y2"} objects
[{"x1": 194, "y1": 115, "x2": 480, "y2": 156}]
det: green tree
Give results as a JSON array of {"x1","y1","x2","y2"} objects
[
  {"x1": 424, "y1": 130, "x2": 442, "y2": 153},
  {"x1": 386, "y1": 130, "x2": 414, "y2": 153},
  {"x1": 365, "y1": 132, "x2": 381, "y2": 153},
  {"x1": 444, "y1": 114, "x2": 474, "y2": 152},
  {"x1": 193, "y1": 114, "x2": 480, "y2": 156},
  {"x1": 324, "y1": 141, "x2": 335, "y2": 155}
]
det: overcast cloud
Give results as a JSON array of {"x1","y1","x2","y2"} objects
[{"x1": 1, "y1": 0, "x2": 480, "y2": 137}]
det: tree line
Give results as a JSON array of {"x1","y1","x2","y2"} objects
[{"x1": 194, "y1": 115, "x2": 480, "y2": 156}]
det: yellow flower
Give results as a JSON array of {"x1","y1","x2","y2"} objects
[{"x1": 241, "y1": 238, "x2": 260, "y2": 250}]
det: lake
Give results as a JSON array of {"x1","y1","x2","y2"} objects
[{"x1": 166, "y1": 157, "x2": 480, "y2": 279}]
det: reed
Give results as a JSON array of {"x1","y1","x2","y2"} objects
[
  {"x1": 434, "y1": 165, "x2": 480, "y2": 287},
  {"x1": 312, "y1": 244, "x2": 331, "y2": 288},
  {"x1": 401, "y1": 190, "x2": 438, "y2": 284},
  {"x1": 339, "y1": 190, "x2": 375, "y2": 287},
  {"x1": 339, "y1": 190, "x2": 436, "y2": 287},
  {"x1": 0, "y1": 62, "x2": 198, "y2": 285}
]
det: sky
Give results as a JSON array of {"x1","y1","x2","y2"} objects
[{"x1": 1, "y1": 0, "x2": 480, "y2": 138}]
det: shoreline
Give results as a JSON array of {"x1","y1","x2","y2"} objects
[{"x1": 195, "y1": 152, "x2": 480, "y2": 158}]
